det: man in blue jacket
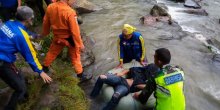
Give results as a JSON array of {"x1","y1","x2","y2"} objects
[
  {"x1": 117, "y1": 24, "x2": 146, "y2": 68},
  {"x1": 0, "y1": 0, "x2": 21, "y2": 21},
  {"x1": 0, "y1": 6, "x2": 52, "y2": 110}
]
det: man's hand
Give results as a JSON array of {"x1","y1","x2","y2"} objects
[
  {"x1": 17, "y1": 0, "x2": 21, "y2": 8},
  {"x1": 40, "y1": 72, "x2": 52, "y2": 83},
  {"x1": 100, "y1": 75, "x2": 107, "y2": 79},
  {"x1": 140, "y1": 60, "x2": 146, "y2": 66},
  {"x1": 116, "y1": 62, "x2": 123, "y2": 68},
  {"x1": 136, "y1": 84, "x2": 146, "y2": 89},
  {"x1": 30, "y1": 34, "x2": 42, "y2": 40},
  {"x1": 133, "y1": 92, "x2": 140, "y2": 99}
]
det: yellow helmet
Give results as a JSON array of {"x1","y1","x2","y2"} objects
[{"x1": 123, "y1": 24, "x2": 136, "y2": 35}]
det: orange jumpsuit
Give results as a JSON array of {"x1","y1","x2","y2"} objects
[{"x1": 42, "y1": 1, "x2": 84, "y2": 74}]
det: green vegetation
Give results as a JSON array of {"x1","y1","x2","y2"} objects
[
  {"x1": 16, "y1": 58, "x2": 89, "y2": 110},
  {"x1": 39, "y1": 33, "x2": 53, "y2": 53}
]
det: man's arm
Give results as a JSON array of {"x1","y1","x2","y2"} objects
[
  {"x1": 118, "y1": 38, "x2": 124, "y2": 62},
  {"x1": 17, "y1": 28, "x2": 43, "y2": 74},
  {"x1": 17, "y1": 0, "x2": 21, "y2": 7},
  {"x1": 136, "y1": 79, "x2": 156, "y2": 104},
  {"x1": 139, "y1": 36, "x2": 146, "y2": 62},
  {"x1": 69, "y1": 11, "x2": 84, "y2": 49},
  {"x1": 117, "y1": 38, "x2": 124, "y2": 68},
  {"x1": 116, "y1": 69, "x2": 129, "y2": 77},
  {"x1": 135, "y1": 84, "x2": 146, "y2": 90},
  {"x1": 16, "y1": 28, "x2": 52, "y2": 83}
]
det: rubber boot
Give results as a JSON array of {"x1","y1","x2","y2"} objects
[{"x1": 77, "y1": 72, "x2": 93, "y2": 83}]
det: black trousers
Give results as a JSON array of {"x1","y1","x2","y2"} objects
[{"x1": 0, "y1": 61, "x2": 27, "y2": 110}]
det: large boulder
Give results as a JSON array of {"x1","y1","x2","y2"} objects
[
  {"x1": 184, "y1": 0, "x2": 201, "y2": 9},
  {"x1": 150, "y1": 4, "x2": 169, "y2": 17},
  {"x1": 71, "y1": 0, "x2": 99, "y2": 14},
  {"x1": 140, "y1": 4, "x2": 172, "y2": 25}
]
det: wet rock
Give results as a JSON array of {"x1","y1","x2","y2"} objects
[
  {"x1": 60, "y1": 32, "x2": 95, "y2": 67},
  {"x1": 141, "y1": 4, "x2": 172, "y2": 25},
  {"x1": 140, "y1": 15, "x2": 171, "y2": 25},
  {"x1": 184, "y1": 0, "x2": 201, "y2": 9},
  {"x1": 33, "y1": 83, "x2": 60, "y2": 110},
  {"x1": 77, "y1": 16, "x2": 83, "y2": 25},
  {"x1": 180, "y1": 9, "x2": 208, "y2": 16},
  {"x1": 171, "y1": 0, "x2": 185, "y2": 2},
  {"x1": 144, "y1": 0, "x2": 157, "y2": 4},
  {"x1": 81, "y1": 32, "x2": 95, "y2": 67},
  {"x1": 212, "y1": 54, "x2": 220, "y2": 66},
  {"x1": 158, "y1": 29, "x2": 188, "y2": 40},
  {"x1": 195, "y1": 0, "x2": 202, "y2": 2},
  {"x1": 71, "y1": 0, "x2": 98, "y2": 14},
  {"x1": 0, "y1": 87, "x2": 11, "y2": 110},
  {"x1": 150, "y1": 4, "x2": 169, "y2": 16}
]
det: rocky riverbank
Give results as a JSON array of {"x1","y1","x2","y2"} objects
[
  {"x1": 1, "y1": 0, "x2": 220, "y2": 110},
  {"x1": 80, "y1": 0, "x2": 220, "y2": 110},
  {"x1": 0, "y1": 0, "x2": 97, "y2": 109}
]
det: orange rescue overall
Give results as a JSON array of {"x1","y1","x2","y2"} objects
[{"x1": 42, "y1": 1, "x2": 84, "y2": 74}]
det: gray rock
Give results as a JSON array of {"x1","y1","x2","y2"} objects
[
  {"x1": 140, "y1": 4, "x2": 172, "y2": 25},
  {"x1": 77, "y1": 16, "x2": 83, "y2": 25},
  {"x1": 71, "y1": 0, "x2": 99, "y2": 14},
  {"x1": 212, "y1": 54, "x2": 220, "y2": 67},
  {"x1": 81, "y1": 32, "x2": 95, "y2": 67},
  {"x1": 150, "y1": 4, "x2": 169, "y2": 17},
  {"x1": 170, "y1": 0, "x2": 185, "y2": 2},
  {"x1": 184, "y1": 0, "x2": 201, "y2": 9},
  {"x1": 180, "y1": 9, "x2": 208, "y2": 16}
]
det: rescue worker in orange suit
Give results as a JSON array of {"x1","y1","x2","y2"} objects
[{"x1": 41, "y1": 0, "x2": 92, "y2": 82}]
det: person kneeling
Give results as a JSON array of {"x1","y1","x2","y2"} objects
[{"x1": 135, "y1": 48, "x2": 186, "y2": 110}]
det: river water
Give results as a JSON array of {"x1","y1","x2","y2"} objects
[{"x1": 81, "y1": 0, "x2": 220, "y2": 110}]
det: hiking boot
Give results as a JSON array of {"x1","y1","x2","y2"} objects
[{"x1": 77, "y1": 73, "x2": 93, "y2": 83}]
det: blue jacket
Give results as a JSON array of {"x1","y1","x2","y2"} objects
[
  {"x1": 0, "y1": 0, "x2": 18, "y2": 8},
  {"x1": 0, "y1": 20, "x2": 43, "y2": 74},
  {"x1": 118, "y1": 32, "x2": 146, "y2": 62}
]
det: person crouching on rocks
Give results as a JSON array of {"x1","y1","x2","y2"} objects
[{"x1": 117, "y1": 24, "x2": 147, "y2": 68}]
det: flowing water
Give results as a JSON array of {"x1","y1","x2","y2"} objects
[{"x1": 80, "y1": 0, "x2": 220, "y2": 110}]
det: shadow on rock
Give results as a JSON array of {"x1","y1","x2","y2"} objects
[
  {"x1": 178, "y1": 9, "x2": 208, "y2": 16},
  {"x1": 212, "y1": 54, "x2": 220, "y2": 67}
]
